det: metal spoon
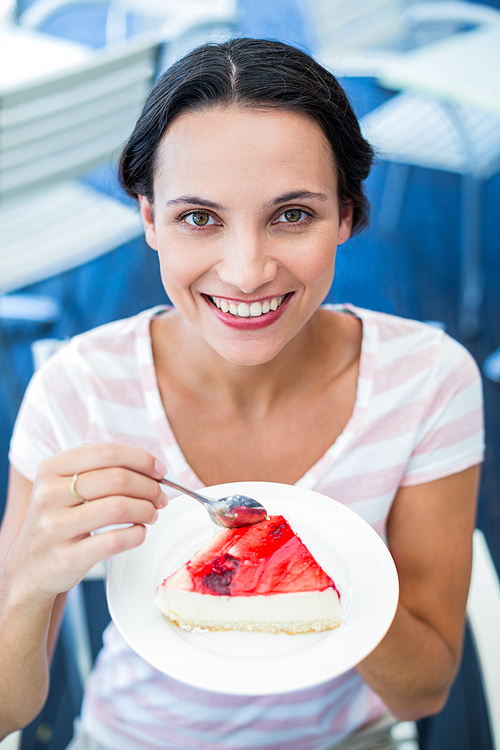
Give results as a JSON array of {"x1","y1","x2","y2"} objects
[{"x1": 158, "y1": 477, "x2": 268, "y2": 528}]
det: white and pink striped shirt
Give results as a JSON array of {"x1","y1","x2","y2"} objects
[{"x1": 9, "y1": 304, "x2": 484, "y2": 750}]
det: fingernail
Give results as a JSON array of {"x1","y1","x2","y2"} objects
[
  {"x1": 154, "y1": 459, "x2": 167, "y2": 478},
  {"x1": 159, "y1": 494, "x2": 169, "y2": 508}
]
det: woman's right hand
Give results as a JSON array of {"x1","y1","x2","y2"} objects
[{"x1": 9, "y1": 443, "x2": 168, "y2": 600}]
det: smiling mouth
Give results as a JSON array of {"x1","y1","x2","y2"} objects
[{"x1": 208, "y1": 294, "x2": 289, "y2": 318}]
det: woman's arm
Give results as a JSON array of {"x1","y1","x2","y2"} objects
[
  {"x1": 0, "y1": 444, "x2": 167, "y2": 739},
  {"x1": 356, "y1": 464, "x2": 480, "y2": 720}
]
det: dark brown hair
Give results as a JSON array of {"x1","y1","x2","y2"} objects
[{"x1": 119, "y1": 38, "x2": 374, "y2": 234}]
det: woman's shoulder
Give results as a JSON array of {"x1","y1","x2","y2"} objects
[
  {"x1": 10, "y1": 307, "x2": 169, "y2": 477},
  {"x1": 327, "y1": 304, "x2": 481, "y2": 395},
  {"x1": 41, "y1": 306, "x2": 168, "y2": 370},
  {"x1": 335, "y1": 304, "x2": 476, "y2": 363},
  {"x1": 70, "y1": 305, "x2": 167, "y2": 354},
  {"x1": 337, "y1": 304, "x2": 443, "y2": 340}
]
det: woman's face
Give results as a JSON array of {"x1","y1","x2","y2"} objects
[{"x1": 139, "y1": 106, "x2": 353, "y2": 366}]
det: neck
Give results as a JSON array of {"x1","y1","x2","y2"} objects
[{"x1": 152, "y1": 307, "x2": 360, "y2": 418}]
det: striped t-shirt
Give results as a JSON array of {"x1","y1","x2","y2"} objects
[{"x1": 9, "y1": 304, "x2": 484, "y2": 750}]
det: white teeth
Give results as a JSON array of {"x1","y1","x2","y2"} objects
[
  {"x1": 250, "y1": 302, "x2": 262, "y2": 317},
  {"x1": 212, "y1": 295, "x2": 285, "y2": 317}
]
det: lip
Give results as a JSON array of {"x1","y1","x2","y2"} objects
[{"x1": 203, "y1": 293, "x2": 293, "y2": 330}]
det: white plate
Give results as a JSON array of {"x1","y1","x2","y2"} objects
[{"x1": 107, "y1": 481, "x2": 399, "y2": 695}]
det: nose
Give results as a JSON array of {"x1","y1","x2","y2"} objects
[{"x1": 216, "y1": 230, "x2": 278, "y2": 294}]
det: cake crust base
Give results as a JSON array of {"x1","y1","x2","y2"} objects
[
  {"x1": 155, "y1": 589, "x2": 342, "y2": 634},
  {"x1": 164, "y1": 616, "x2": 342, "y2": 635}
]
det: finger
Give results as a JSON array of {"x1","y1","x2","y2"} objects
[
  {"x1": 63, "y1": 524, "x2": 149, "y2": 576},
  {"x1": 39, "y1": 443, "x2": 167, "y2": 481},
  {"x1": 63, "y1": 496, "x2": 159, "y2": 539},
  {"x1": 65, "y1": 466, "x2": 167, "y2": 509}
]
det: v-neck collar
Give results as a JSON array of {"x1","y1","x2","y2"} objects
[
  {"x1": 137, "y1": 303, "x2": 377, "y2": 490},
  {"x1": 295, "y1": 304, "x2": 378, "y2": 489}
]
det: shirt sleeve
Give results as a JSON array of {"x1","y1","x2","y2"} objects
[
  {"x1": 400, "y1": 333, "x2": 484, "y2": 486},
  {"x1": 9, "y1": 340, "x2": 89, "y2": 483}
]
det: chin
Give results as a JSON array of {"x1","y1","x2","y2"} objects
[
  {"x1": 208, "y1": 336, "x2": 291, "y2": 367},
  {"x1": 216, "y1": 348, "x2": 284, "y2": 368}
]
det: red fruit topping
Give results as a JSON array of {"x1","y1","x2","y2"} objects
[
  {"x1": 162, "y1": 515, "x2": 338, "y2": 597},
  {"x1": 201, "y1": 554, "x2": 240, "y2": 594}
]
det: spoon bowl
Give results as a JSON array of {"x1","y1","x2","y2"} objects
[{"x1": 158, "y1": 478, "x2": 268, "y2": 528}]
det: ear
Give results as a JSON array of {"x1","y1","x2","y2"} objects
[
  {"x1": 337, "y1": 202, "x2": 353, "y2": 245},
  {"x1": 138, "y1": 195, "x2": 158, "y2": 250}
]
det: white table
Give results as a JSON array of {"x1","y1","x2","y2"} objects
[
  {"x1": 0, "y1": 26, "x2": 90, "y2": 92},
  {"x1": 378, "y1": 25, "x2": 500, "y2": 115}
]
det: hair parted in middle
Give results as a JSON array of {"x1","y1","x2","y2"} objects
[{"x1": 119, "y1": 37, "x2": 374, "y2": 234}]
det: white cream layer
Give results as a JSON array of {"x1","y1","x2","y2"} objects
[
  {"x1": 211, "y1": 295, "x2": 285, "y2": 317},
  {"x1": 154, "y1": 588, "x2": 342, "y2": 633}
]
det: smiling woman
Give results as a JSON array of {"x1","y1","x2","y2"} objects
[
  {"x1": 0, "y1": 37, "x2": 484, "y2": 750},
  {"x1": 136, "y1": 105, "x2": 353, "y2": 367}
]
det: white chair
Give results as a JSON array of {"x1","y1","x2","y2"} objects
[
  {"x1": 467, "y1": 528, "x2": 500, "y2": 750},
  {"x1": 0, "y1": 34, "x2": 162, "y2": 293},
  {"x1": 321, "y1": 2, "x2": 500, "y2": 338},
  {"x1": 0, "y1": 733, "x2": 21, "y2": 750}
]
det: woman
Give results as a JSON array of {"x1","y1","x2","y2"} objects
[{"x1": 0, "y1": 38, "x2": 483, "y2": 750}]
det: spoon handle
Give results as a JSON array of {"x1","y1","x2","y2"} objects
[{"x1": 158, "y1": 477, "x2": 210, "y2": 507}]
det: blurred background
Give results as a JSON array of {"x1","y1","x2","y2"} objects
[{"x1": 1, "y1": 0, "x2": 499, "y2": 748}]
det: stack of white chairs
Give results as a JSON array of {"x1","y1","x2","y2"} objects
[{"x1": 0, "y1": 33, "x2": 162, "y2": 322}]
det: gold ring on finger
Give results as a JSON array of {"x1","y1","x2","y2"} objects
[{"x1": 70, "y1": 473, "x2": 86, "y2": 502}]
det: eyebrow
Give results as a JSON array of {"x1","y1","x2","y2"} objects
[
  {"x1": 164, "y1": 190, "x2": 329, "y2": 212},
  {"x1": 263, "y1": 191, "x2": 329, "y2": 208},
  {"x1": 164, "y1": 195, "x2": 228, "y2": 211}
]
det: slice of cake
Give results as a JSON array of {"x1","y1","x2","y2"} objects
[{"x1": 154, "y1": 515, "x2": 341, "y2": 634}]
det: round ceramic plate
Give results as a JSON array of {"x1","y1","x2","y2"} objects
[{"x1": 107, "y1": 481, "x2": 399, "y2": 695}]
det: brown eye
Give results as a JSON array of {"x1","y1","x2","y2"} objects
[
  {"x1": 189, "y1": 212, "x2": 210, "y2": 226},
  {"x1": 184, "y1": 211, "x2": 216, "y2": 227},
  {"x1": 275, "y1": 209, "x2": 309, "y2": 224},
  {"x1": 284, "y1": 209, "x2": 302, "y2": 222}
]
